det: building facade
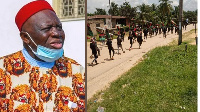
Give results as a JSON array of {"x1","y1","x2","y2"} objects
[
  {"x1": 87, "y1": 15, "x2": 129, "y2": 36},
  {"x1": 52, "y1": 0, "x2": 85, "y2": 21}
]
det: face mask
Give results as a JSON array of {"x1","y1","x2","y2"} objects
[{"x1": 23, "y1": 31, "x2": 64, "y2": 62}]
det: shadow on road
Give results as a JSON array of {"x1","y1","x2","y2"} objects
[
  {"x1": 104, "y1": 58, "x2": 114, "y2": 61},
  {"x1": 87, "y1": 63, "x2": 99, "y2": 67}
]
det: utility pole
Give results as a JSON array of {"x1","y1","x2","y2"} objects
[
  {"x1": 178, "y1": 0, "x2": 183, "y2": 45},
  {"x1": 109, "y1": 0, "x2": 112, "y2": 29}
]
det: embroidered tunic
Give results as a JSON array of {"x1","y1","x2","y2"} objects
[{"x1": 0, "y1": 50, "x2": 85, "y2": 112}]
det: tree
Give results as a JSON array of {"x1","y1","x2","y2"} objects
[
  {"x1": 158, "y1": 0, "x2": 173, "y2": 17},
  {"x1": 136, "y1": 3, "x2": 158, "y2": 26},
  {"x1": 137, "y1": 4, "x2": 145, "y2": 20},
  {"x1": 87, "y1": 24, "x2": 93, "y2": 36},
  {"x1": 158, "y1": 0, "x2": 173, "y2": 25},
  {"x1": 87, "y1": 13, "x2": 94, "y2": 16},
  {"x1": 170, "y1": 6, "x2": 179, "y2": 24},
  {"x1": 94, "y1": 8, "x2": 107, "y2": 15},
  {"x1": 151, "y1": 3, "x2": 157, "y2": 12},
  {"x1": 119, "y1": 2, "x2": 137, "y2": 25},
  {"x1": 108, "y1": 2, "x2": 119, "y2": 16},
  {"x1": 173, "y1": 6, "x2": 179, "y2": 18},
  {"x1": 183, "y1": 10, "x2": 197, "y2": 22}
]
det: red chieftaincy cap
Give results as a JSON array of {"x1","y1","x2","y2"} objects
[{"x1": 15, "y1": 0, "x2": 55, "y2": 31}]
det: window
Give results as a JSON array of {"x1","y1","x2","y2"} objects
[
  {"x1": 78, "y1": 0, "x2": 85, "y2": 17},
  {"x1": 53, "y1": 0, "x2": 85, "y2": 21}
]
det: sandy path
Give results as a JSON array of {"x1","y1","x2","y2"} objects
[{"x1": 87, "y1": 24, "x2": 197, "y2": 99}]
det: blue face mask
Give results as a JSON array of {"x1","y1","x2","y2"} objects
[{"x1": 23, "y1": 32, "x2": 64, "y2": 62}]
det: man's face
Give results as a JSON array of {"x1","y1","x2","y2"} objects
[{"x1": 22, "y1": 10, "x2": 65, "y2": 51}]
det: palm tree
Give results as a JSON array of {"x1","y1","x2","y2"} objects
[
  {"x1": 150, "y1": 4, "x2": 161, "y2": 25},
  {"x1": 171, "y1": 6, "x2": 179, "y2": 24},
  {"x1": 94, "y1": 8, "x2": 107, "y2": 15},
  {"x1": 137, "y1": 4, "x2": 151, "y2": 24},
  {"x1": 108, "y1": 2, "x2": 119, "y2": 16},
  {"x1": 158, "y1": 0, "x2": 173, "y2": 25},
  {"x1": 173, "y1": 6, "x2": 179, "y2": 18},
  {"x1": 119, "y1": 2, "x2": 137, "y2": 25},
  {"x1": 158, "y1": 0, "x2": 173, "y2": 17},
  {"x1": 151, "y1": 3, "x2": 157, "y2": 12}
]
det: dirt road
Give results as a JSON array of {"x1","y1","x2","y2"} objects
[{"x1": 87, "y1": 24, "x2": 197, "y2": 99}]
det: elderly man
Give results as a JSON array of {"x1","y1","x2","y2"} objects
[{"x1": 0, "y1": 0, "x2": 85, "y2": 112}]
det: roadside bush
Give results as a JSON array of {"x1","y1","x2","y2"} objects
[{"x1": 123, "y1": 26, "x2": 129, "y2": 32}]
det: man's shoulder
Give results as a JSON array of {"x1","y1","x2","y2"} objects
[{"x1": 0, "y1": 51, "x2": 22, "y2": 60}]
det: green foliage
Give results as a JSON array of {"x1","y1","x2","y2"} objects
[
  {"x1": 87, "y1": 25, "x2": 93, "y2": 36},
  {"x1": 94, "y1": 8, "x2": 107, "y2": 15},
  {"x1": 123, "y1": 26, "x2": 129, "y2": 32},
  {"x1": 183, "y1": 10, "x2": 198, "y2": 22},
  {"x1": 151, "y1": 3, "x2": 157, "y2": 11},
  {"x1": 158, "y1": 0, "x2": 173, "y2": 16},
  {"x1": 136, "y1": 3, "x2": 151, "y2": 21},
  {"x1": 87, "y1": 44, "x2": 197, "y2": 112},
  {"x1": 119, "y1": 2, "x2": 137, "y2": 22},
  {"x1": 108, "y1": 2, "x2": 119, "y2": 16},
  {"x1": 87, "y1": 13, "x2": 94, "y2": 16},
  {"x1": 171, "y1": 6, "x2": 179, "y2": 24},
  {"x1": 88, "y1": 1, "x2": 197, "y2": 28}
]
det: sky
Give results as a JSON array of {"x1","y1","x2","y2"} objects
[{"x1": 87, "y1": 0, "x2": 198, "y2": 13}]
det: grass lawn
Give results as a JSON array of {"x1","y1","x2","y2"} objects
[{"x1": 87, "y1": 41, "x2": 197, "y2": 111}]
